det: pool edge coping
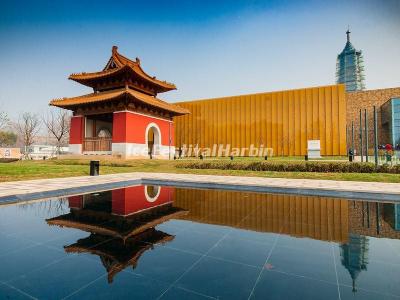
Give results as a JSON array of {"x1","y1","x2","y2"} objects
[{"x1": 0, "y1": 174, "x2": 399, "y2": 205}]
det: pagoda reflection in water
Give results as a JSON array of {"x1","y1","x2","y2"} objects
[
  {"x1": 173, "y1": 189, "x2": 399, "y2": 294},
  {"x1": 47, "y1": 185, "x2": 187, "y2": 283},
  {"x1": 340, "y1": 234, "x2": 369, "y2": 293}
]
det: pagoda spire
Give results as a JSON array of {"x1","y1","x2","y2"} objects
[
  {"x1": 346, "y1": 27, "x2": 351, "y2": 42},
  {"x1": 336, "y1": 27, "x2": 366, "y2": 91}
]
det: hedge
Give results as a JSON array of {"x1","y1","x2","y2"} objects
[
  {"x1": 176, "y1": 161, "x2": 400, "y2": 174},
  {"x1": 0, "y1": 158, "x2": 20, "y2": 163}
]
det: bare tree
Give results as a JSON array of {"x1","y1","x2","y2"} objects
[
  {"x1": 0, "y1": 110, "x2": 9, "y2": 130},
  {"x1": 42, "y1": 108, "x2": 70, "y2": 154},
  {"x1": 16, "y1": 112, "x2": 41, "y2": 158}
]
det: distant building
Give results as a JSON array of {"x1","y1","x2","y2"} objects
[
  {"x1": 381, "y1": 98, "x2": 400, "y2": 147},
  {"x1": 0, "y1": 148, "x2": 21, "y2": 159},
  {"x1": 336, "y1": 30, "x2": 366, "y2": 92},
  {"x1": 26, "y1": 144, "x2": 69, "y2": 160}
]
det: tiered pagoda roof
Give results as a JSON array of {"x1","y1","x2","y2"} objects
[
  {"x1": 47, "y1": 202, "x2": 187, "y2": 241},
  {"x1": 50, "y1": 46, "x2": 189, "y2": 117},
  {"x1": 65, "y1": 229, "x2": 174, "y2": 283},
  {"x1": 69, "y1": 46, "x2": 176, "y2": 94},
  {"x1": 50, "y1": 87, "x2": 188, "y2": 115}
]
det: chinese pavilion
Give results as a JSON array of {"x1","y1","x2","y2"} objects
[{"x1": 50, "y1": 46, "x2": 189, "y2": 158}]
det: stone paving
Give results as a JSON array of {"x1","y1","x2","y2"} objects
[{"x1": 0, "y1": 172, "x2": 399, "y2": 203}]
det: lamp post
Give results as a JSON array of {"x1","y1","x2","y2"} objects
[
  {"x1": 351, "y1": 121, "x2": 355, "y2": 159},
  {"x1": 359, "y1": 109, "x2": 363, "y2": 162}
]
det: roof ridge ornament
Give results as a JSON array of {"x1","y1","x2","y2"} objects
[{"x1": 112, "y1": 45, "x2": 118, "y2": 54}]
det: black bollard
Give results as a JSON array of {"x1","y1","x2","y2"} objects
[
  {"x1": 264, "y1": 155, "x2": 268, "y2": 161},
  {"x1": 305, "y1": 155, "x2": 308, "y2": 161},
  {"x1": 90, "y1": 160, "x2": 100, "y2": 176},
  {"x1": 348, "y1": 149, "x2": 354, "y2": 162},
  {"x1": 230, "y1": 155, "x2": 234, "y2": 160}
]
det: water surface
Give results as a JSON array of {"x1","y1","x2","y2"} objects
[{"x1": 0, "y1": 185, "x2": 399, "y2": 299}]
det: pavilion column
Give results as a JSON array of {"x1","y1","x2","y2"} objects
[
  {"x1": 155, "y1": 121, "x2": 175, "y2": 159},
  {"x1": 112, "y1": 112, "x2": 127, "y2": 158},
  {"x1": 69, "y1": 116, "x2": 84, "y2": 154}
]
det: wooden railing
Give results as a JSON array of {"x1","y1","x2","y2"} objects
[{"x1": 83, "y1": 137, "x2": 112, "y2": 152}]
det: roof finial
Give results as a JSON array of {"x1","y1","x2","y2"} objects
[
  {"x1": 112, "y1": 46, "x2": 118, "y2": 53},
  {"x1": 346, "y1": 26, "x2": 351, "y2": 42}
]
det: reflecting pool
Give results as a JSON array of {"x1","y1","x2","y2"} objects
[{"x1": 0, "y1": 185, "x2": 399, "y2": 299}]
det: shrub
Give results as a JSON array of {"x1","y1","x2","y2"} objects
[
  {"x1": 176, "y1": 160, "x2": 400, "y2": 174},
  {"x1": 0, "y1": 158, "x2": 19, "y2": 163}
]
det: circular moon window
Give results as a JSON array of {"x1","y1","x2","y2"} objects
[{"x1": 144, "y1": 185, "x2": 160, "y2": 202}]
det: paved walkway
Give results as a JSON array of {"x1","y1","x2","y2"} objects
[{"x1": 0, "y1": 172, "x2": 399, "y2": 203}]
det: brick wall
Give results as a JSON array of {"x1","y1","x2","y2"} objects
[
  {"x1": 348, "y1": 200, "x2": 400, "y2": 239},
  {"x1": 346, "y1": 87, "x2": 400, "y2": 153}
]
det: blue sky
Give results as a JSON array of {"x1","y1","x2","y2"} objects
[{"x1": 0, "y1": 0, "x2": 399, "y2": 118}]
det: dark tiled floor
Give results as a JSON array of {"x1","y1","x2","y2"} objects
[
  {"x1": 65, "y1": 271, "x2": 169, "y2": 300},
  {"x1": 207, "y1": 236, "x2": 273, "y2": 267},
  {"x1": 0, "y1": 282, "x2": 34, "y2": 300},
  {"x1": 163, "y1": 229, "x2": 224, "y2": 255},
  {"x1": 0, "y1": 233, "x2": 38, "y2": 257},
  {"x1": 159, "y1": 286, "x2": 216, "y2": 300},
  {"x1": 250, "y1": 269, "x2": 339, "y2": 300},
  {"x1": 339, "y1": 285, "x2": 400, "y2": 300},
  {"x1": 127, "y1": 245, "x2": 201, "y2": 284},
  {"x1": 267, "y1": 244, "x2": 337, "y2": 283},
  {"x1": 1, "y1": 189, "x2": 400, "y2": 300},
  {"x1": 226, "y1": 227, "x2": 277, "y2": 245},
  {"x1": 8, "y1": 254, "x2": 106, "y2": 299},
  {"x1": 0, "y1": 244, "x2": 67, "y2": 282},
  {"x1": 176, "y1": 256, "x2": 261, "y2": 300}
]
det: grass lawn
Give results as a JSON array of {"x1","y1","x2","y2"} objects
[{"x1": 0, "y1": 157, "x2": 399, "y2": 183}]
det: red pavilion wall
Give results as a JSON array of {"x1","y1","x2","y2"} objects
[
  {"x1": 112, "y1": 185, "x2": 173, "y2": 216},
  {"x1": 66, "y1": 186, "x2": 174, "y2": 216},
  {"x1": 112, "y1": 111, "x2": 174, "y2": 145}
]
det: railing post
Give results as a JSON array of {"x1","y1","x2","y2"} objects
[
  {"x1": 365, "y1": 109, "x2": 369, "y2": 162},
  {"x1": 373, "y1": 106, "x2": 379, "y2": 167}
]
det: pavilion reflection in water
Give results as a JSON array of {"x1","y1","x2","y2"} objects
[
  {"x1": 47, "y1": 186, "x2": 400, "y2": 288},
  {"x1": 47, "y1": 185, "x2": 188, "y2": 283}
]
